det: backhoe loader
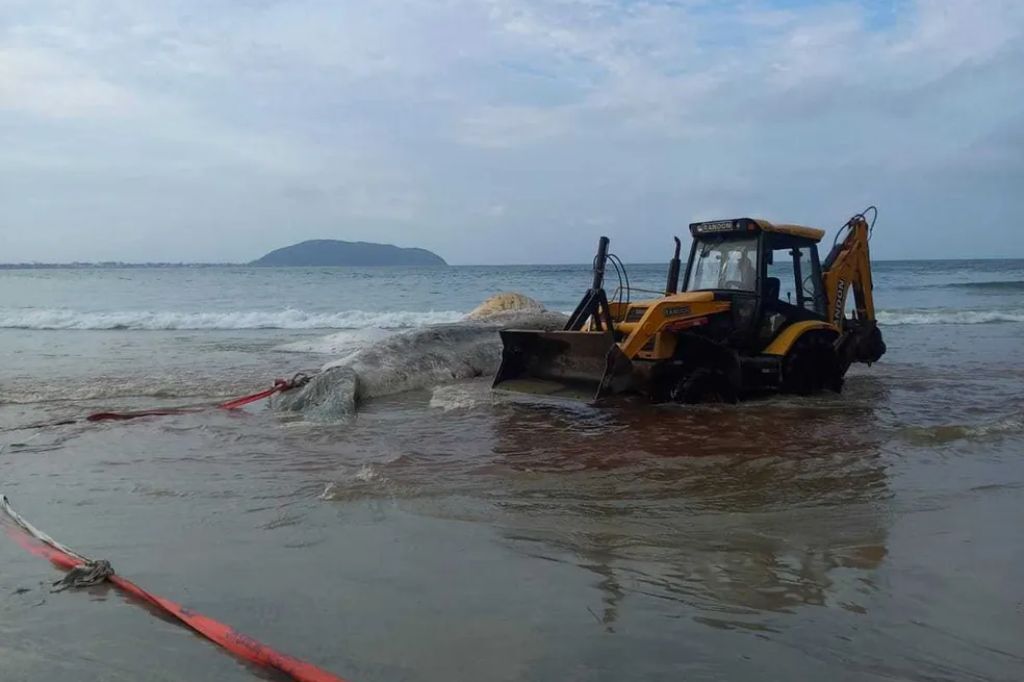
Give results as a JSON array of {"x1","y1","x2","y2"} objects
[{"x1": 493, "y1": 208, "x2": 886, "y2": 403}]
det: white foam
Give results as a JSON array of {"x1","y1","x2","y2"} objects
[
  {"x1": 877, "y1": 309, "x2": 1024, "y2": 325},
  {"x1": 0, "y1": 308, "x2": 465, "y2": 331},
  {"x1": 318, "y1": 482, "x2": 338, "y2": 500},
  {"x1": 429, "y1": 383, "x2": 487, "y2": 411},
  {"x1": 353, "y1": 464, "x2": 383, "y2": 483},
  {"x1": 10, "y1": 305, "x2": 1020, "y2": 331}
]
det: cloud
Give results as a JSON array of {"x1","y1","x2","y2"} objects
[
  {"x1": 0, "y1": 46, "x2": 139, "y2": 118},
  {"x1": 458, "y1": 105, "x2": 573, "y2": 147},
  {"x1": 0, "y1": 0, "x2": 1022, "y2": 263}
]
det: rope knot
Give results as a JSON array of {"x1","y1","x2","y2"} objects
[
  {"x1": 277, "y1": 372, "x2": 312, "y2": 391},
  {"x1": 52, "y1": 559, "x2": 115, "y2": 592}
]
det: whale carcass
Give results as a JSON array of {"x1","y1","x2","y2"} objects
[{"x1": 274, "y1": 293, "x2": 566, "y2": 421}]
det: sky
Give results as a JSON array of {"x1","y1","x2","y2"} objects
[{"x1": 1, "y1": 0, "x2": 1022, "y2": 265}]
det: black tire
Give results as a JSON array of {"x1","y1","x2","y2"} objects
[
  {"x1": 782, "y1": 331, "x2": 843, "y2": 395},
  {"x1": 671, "y1": 368, "x2": 739, "y2": 404}
]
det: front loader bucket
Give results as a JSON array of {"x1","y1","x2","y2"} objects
[{"x1": 492, "y1": 329, "x2": 635, "y2": 402}]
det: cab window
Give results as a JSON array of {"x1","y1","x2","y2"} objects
[
  {"x1": 767, "y1": 245, "x2": 825, "y2": 315},
  {"x1": 687, "y1": 237, "x2": 758, "y2": 292}
]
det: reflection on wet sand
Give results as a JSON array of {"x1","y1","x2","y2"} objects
[
  {"x1": 479, "y1": 394, "x2": 892, "y2": 631},
  {"x1": 323, "y1": 383, "x2": 896, "y2": 637}
]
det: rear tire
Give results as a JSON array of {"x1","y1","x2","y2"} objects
[{"x1": 782, "y1": 331, "x2": 843, "y2": 395}]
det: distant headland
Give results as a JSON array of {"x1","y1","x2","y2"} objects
[
  {"x1": 251, "y1": 240, "x2": 447, "y2": 267},
  {"x1": 0, "y1": 240, "x2": 448, "y2": 269}
]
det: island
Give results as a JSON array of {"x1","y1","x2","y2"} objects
[{"x1": 250, "y1": 240, "x2": 447, "y2": 267}]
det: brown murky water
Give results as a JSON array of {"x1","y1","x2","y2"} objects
[{"x1": 2, "y1": 321, "x2": 1023, "y2": 681}]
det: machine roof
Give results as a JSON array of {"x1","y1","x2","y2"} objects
[{"x1": 751, "y1": 219, "x2": 826, "y2": 242}]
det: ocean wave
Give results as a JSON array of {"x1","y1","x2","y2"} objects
[
  {"x1": 943, "y1": 280, "x2": 1024, "y2": 291},
  {"x1": 898, "y1": 413, "x2": 1024, "y2": 445},
  {"x1": 5, "y1": 306, "x2": 1021, "y2": 330},
  {"x1": 877, "y1": 309, "x2": 1024, "y2": 325},
  {"x1": 0, "y1": 308, "x2": 465, "y2": 331}
]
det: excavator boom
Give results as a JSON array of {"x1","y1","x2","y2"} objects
[{"x1": 822, "y1": 208, "x2": 886, "y2": 367}]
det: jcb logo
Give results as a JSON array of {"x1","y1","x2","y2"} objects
[{"x1": 833, "y1": 278, "x2": 847, "y2": 325}]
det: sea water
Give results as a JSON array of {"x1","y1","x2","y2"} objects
[{"x1": 1, "y1": 260, "x2": 1023, "y2": 680}]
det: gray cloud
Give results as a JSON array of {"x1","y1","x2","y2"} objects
[{"x1": 1, "y1": 0, "x2": 1022, "y2": 264}]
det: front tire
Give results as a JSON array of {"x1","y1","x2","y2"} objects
[
  {"x1": 671, "y1": 368, "x2": 739, "y2": 404},
  {"x1": 782, "y1": 331, "x2": 843, "y2": 395}
]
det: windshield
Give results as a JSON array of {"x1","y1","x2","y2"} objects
[{"x1": 686, "y1": 236, "x2": 758, "y2": 291}]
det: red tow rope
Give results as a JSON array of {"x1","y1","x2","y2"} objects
[
  {"x1": 217, "y1": 377, "x2": 301, "y2": 411},
  {"x1": 0, "y1": 495, "x2": 347, "y2": 682},
  {"x1": 0, "y1": 374, "x2": 314, "y2": 431},
  {"x1": 86, "y1": 373, "x2": 311, "y2": 422}
]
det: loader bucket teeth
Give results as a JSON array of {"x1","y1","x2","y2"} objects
[{"x1": 493, "y1": 330, "x2": 634, "y2": 402}]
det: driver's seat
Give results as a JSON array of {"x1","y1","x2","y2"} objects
[{"x1": 763, "y1": 274, "x2": 822, "y2": 326}]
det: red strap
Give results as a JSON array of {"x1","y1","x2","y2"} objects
[
  {"x1": 84, "y1": 377, "x2": 302, "y2": 422},
  {"x1": 110, "y1": 575, "x2": 346, "y2": 682},
  {"x1": 217, "y1": 382, "x2": 286, "y2": 410},
  {"x1": 2, "y1": 518, "x2": 347, "y2": 682}
]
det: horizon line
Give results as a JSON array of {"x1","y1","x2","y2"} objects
[{"x1": 2, "y1": 256, "x2": 1023, "y2": 269}]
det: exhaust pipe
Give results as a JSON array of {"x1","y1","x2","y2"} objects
[{"x1": 665, "y1": 236, "x2": 681, "y2": 295}]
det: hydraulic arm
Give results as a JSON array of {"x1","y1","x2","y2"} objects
[{"x1": 822, "y1": 208, "x2": 886, "y2": 366}]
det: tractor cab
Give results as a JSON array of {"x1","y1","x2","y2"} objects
[{"x1": 683, "y1": 218, "x2": 827, "y2": 345}]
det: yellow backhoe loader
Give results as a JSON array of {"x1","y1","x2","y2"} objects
[{"x1": 494, "y1": 208, "x2": 886, "y2": 403}]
